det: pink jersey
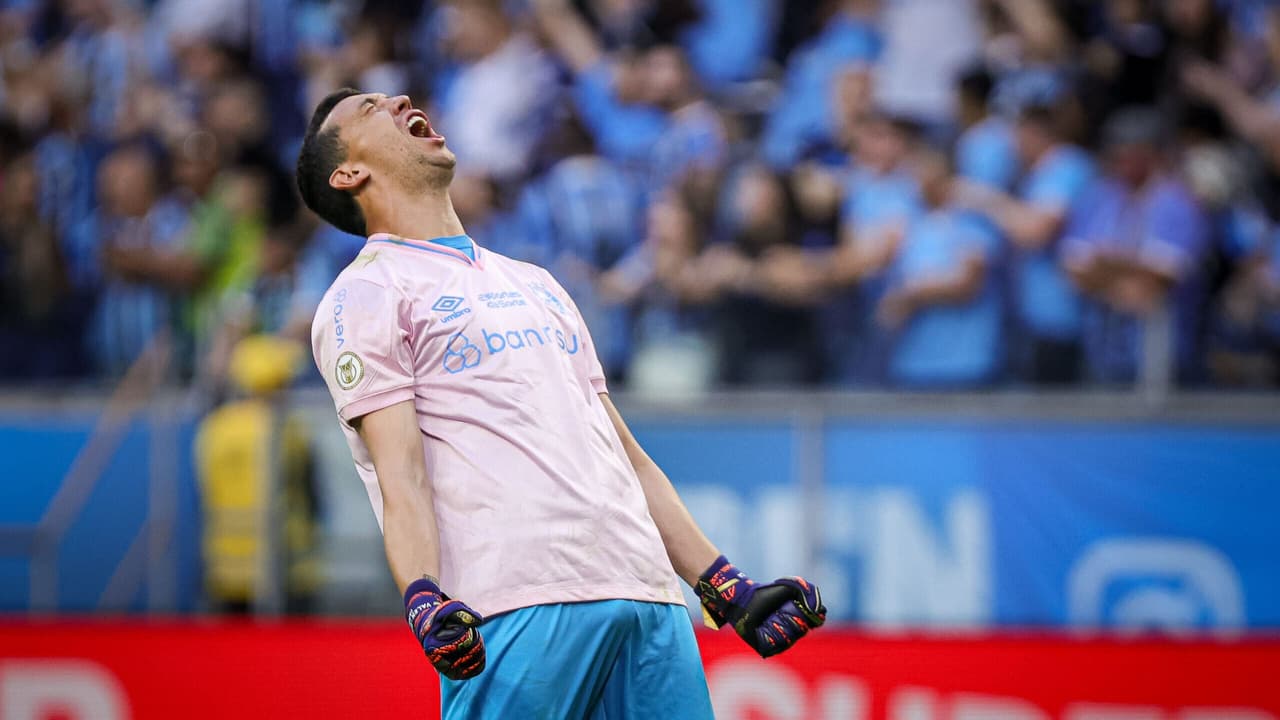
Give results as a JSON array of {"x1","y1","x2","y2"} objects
[{"x1": 311, "y1": 233, "x2": 683, "y2": 618}]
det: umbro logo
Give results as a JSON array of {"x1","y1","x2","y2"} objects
[
  {"x1": 432, "y1": 295, "x2": 465, "y2": 312},
  {"x1": 433, "y1": 295, "x2": 471, "y2": 324}
]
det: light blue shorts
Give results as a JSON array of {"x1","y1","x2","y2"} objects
[{"x1": 440, "y1": 599, "x2": 714, "y2": 719}]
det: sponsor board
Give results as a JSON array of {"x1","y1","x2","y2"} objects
[{"x1": 0, "y1": 624, "x2": 1275, "y2": 719}]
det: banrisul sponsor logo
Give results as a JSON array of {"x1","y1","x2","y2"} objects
[
  {"x1": 432, "y1": 295, "x2": 471, "y2": 323},
  {"x1": 440, "y1": 325, "x2": 580, "y2": 374}
]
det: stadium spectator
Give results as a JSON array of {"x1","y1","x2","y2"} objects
[
  {"x1": 707, "y1": 165, "x2": 824, "y2": 386},
  {"x1": 537, "y1": 1, "x2": 726, "y2": 201},
  {"x1": 202, "y1": 78, "x2": 272, "y2": 165},
  {"x1": 599, "y1": 190, "x2": 717, "y2": 395},
  {"x1": 953, "y1": 64, "x2": 1018, "y2": 192},
  {"x1": 1205, "y1": 223, "x2": 1280, "y2": 386},
  {"x1": 1180, "y1": 5, "x2": 1280, "y2": 200},
  {"x1": 679, "y1": 0, "x2": 777, "y2": 90},
  {"x1": 758, "y1": 111, "x2": 924, "y2": 385},
  {"x1": 74, "y1": 140, "x2": 189, "y2": 376},
  {"x1": 1078, "y1": 0, "x2": 1169, "y2": 123},
  {"x1": 165, "y1": 130, "x2": 264, "y2": 374},
  {"x1": 954, "y1": 102, "x2": 1096, "y2": 384},
  {"x1": 56, "y1": 0, "x2": 145, "y2": 140},
  {"x1": 982, "y1": 0, "x2": 1073, "y2": 119},
  {"x1": 1064, "y1": 108, "x2": 1211, "y2": 385},
  {"x1": 874, "y1": 0, "x2": 981, "y2": 127},
  {"x1": 760, "y1": 0, "x2": 881, "y2": 169},
  {"x1": 204, "y1": 163, "x2": 321, "y2": 389},
  {"x1": 534, "y1": 0, "x2": 669, "y2": 169},
  {"x1": 826, "y1": 113, "x2": 924, "y2": 383},
  {"x1": 877, "y1": 144, "x2": 1003, "y2": 388},
  {"x1": 644, "y1": 44, "x2": 729, "y2": 198},
  {"x1": 6, "y1": 50, "x2": 97, "y2": 252},
  {"x1": 0, "y1": 149, "x2": 87, "y2": 378},
  {"x1": 517, "y1": 113, "x2": 645, "y2": 376},
  {"x1": 434, "y1": 0, "x2": 557, "y2": 182}
]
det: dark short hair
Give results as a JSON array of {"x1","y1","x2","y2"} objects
[
  {"x1": 1016, "y1": 102, "x2": 1059, "y2": 131},
  {"x1": 1101, "y1": 106, "x2": 1167, "y2": 150},
  {"x1": 296, "y1": 88, "x2": 366, "y2": 236},
  {"x1": 956, "y1": 64, "x2": 994, "y2": 105}
]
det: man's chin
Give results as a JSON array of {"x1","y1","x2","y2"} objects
[{"x1": 430, "y1": 147, "x2": 457, "y2": 169}]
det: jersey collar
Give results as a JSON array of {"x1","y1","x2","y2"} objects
[{"x1": 366, "y1": 232, "x2": 484, "y2": 269}]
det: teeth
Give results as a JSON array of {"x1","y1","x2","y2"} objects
[{"x1": 408, "y1": 116, "x2": 428, "y2": 137}]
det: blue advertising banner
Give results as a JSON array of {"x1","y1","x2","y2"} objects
[{"x1": 636, "y1": 418, "x2": 1280, "y2": 632}]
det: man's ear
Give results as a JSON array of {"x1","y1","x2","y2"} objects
[{"x1": 329, "y1": 163, "x2": 369, "y2": 193}]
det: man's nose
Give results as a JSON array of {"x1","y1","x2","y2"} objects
[{"x1": 386, "y1": 95, "x2": 412, "y2": 115}]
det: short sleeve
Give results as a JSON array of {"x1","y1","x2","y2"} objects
[
  {"x1": 573, "y1": 60, "x2": 667, "y2": 163},
  {"x1": 311, "y1": 278, "x2": 416, "y2": 422},
  {"x1": 1025, "y1": 155, "x2": 1091, "y2": 215},
  {"x1": 1140, "y1": 183, "x2": 1208, "y2": 280},
  {"x1": 1060, "y1": 180, "x2": 1109, "y2": 262},
  {"x1": 957, "y1": 124, "x2": 1018, "y2": 190}
]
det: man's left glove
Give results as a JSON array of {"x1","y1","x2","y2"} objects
[
  {"x1": 404, "y1": 577, "x2": 486, "y2": 680},
  {"x1": 696, "y1": 555, "x2": 826, "y2": 658}
]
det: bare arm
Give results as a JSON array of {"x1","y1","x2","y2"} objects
[
  {"x1": 1183, "y1": 62, "x2": 1280, "y2": 169},
  {"x1": 355, "y1": 399, "x2": 441, "y2": 594},
  {"x1": 992, "y1": 0, "x2": 1068, "y2": 62},
  {"x1": 877, "y1": 253, "x2": 987, "y2": 328},
  {"x1": 103, "y1": 245, "x2": 208, "y2": 289},
  {"x1": 953, "y1": 180, "x2": 1063, "y2": 251},
  {"x1": 532, "y1": 0, "x2": 604, "y2": 74},
  {"x1": 599, "y1": 393, "x2": 719, "y2": 586}
]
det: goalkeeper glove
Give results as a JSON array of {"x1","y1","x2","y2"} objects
[
  {"x1": 696, "y1": 555, "x2": 826, "y2": 658},
  {"x1": 404, "y1": 577, "x2": 486, "y2": 680}
]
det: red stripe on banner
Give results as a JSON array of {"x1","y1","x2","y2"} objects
[{"x1": 0, "y1": 621, "x2": 1276, "y2": 720}]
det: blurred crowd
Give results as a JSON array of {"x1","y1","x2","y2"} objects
[{"x1": 3, "y1": 0, "x2": 1280, "y2": 394}]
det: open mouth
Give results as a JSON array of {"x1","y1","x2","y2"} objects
[{"x1": 404, "y1": 111, "x2": 443, "y2": 142}]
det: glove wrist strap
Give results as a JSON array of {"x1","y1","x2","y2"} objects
[
  {"x1": 404, "y1": 577, "x2": 446, "y2": 637},
  {"x1": 697, "y1": 555, "x2": 750, "y2": 629}
]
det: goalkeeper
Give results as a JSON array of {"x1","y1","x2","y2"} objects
[{"x1": 298, "y1": 88, "x2": 825, "y2": 719}]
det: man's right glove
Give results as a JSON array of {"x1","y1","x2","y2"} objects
[
  {"x1": 404, "y1": 577, "x2": 486, "y2": 680},
  {"x1": 696, "y1": 555, "x2": 826, "y2": 658}
]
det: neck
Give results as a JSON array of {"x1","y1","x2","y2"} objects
[{"x1": 363, "y1": 185, "x2": 466, "y2": 241}]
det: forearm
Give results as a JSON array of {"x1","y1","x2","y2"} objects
[
  {"x1": 381, "y1": 491, "x2": 442, "y2": 594},
  {"x1": 993, "y1": 0, "x2": 1067, "y2": 60},
  {"x1": 829, "y1": 225, "x2": 899, "y2": 287},
  {"x1": 958, "y1": 183, "x2": 1059, "y2": 250},
  {"x1": 532, "y1": 0, "x2": 602, "y2": 74},
  {"x1": 632, "y1": 453, "x2": 721, "y2": 586},
  {"x1": 596, "y1": 399, "x2": 827, "y2": 659},
  {"x1": 901, "y1": 258, "x2": 985, "y2": 307},
  {"x1": 1210, "y1": 83, "x2": 1277, "y2": 147},
  {"x1": 355, "y1": 400, "x2": 444, "y2": 595},
  {"x1": 599, "y1": 394, "x2": 718, "y2": 585}
]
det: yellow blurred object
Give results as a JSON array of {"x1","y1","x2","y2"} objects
[
  {"x1": 195, "y1": 399, "x2": 321, "y2": 607},
  {"x1": 196, "y1": 401, "x2": 271, "y2": 604},
  {"x1": 228, "y1": 334, "x2": 305, "y2": 397}
]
